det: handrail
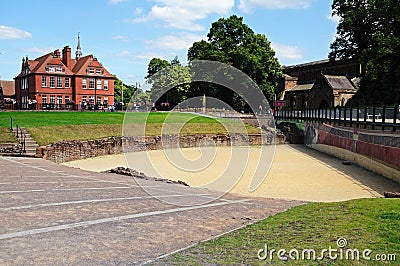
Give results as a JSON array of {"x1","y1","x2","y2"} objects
[
  {"x1": 274, "y1": 105, "x2": 400, "y2": 132},
  {"x1": 10, "y1": 115, "x2": 26, "y2": 154}
]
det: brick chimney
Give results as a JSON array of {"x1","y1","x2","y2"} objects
[{"x1": 62, "y1": 46, "x2": 72, "y2": 67}]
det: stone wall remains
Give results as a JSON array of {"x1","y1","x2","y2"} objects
[{"x1": 41, "y1": 133, "x2": 274, "y2": 163}]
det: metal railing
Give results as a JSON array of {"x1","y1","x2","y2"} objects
[
  {"x1": 10, "y1": 115, "x2": 26, "y2": 154},
  {"x1": 274, "y1": 105, "x2": 400, "y2": 132}
]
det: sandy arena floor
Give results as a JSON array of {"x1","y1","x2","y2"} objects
[{"x1": 63, "y1": 144, "x2": 400, "y2": 202}]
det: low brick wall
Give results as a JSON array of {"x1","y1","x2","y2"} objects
[
  {"x1": 41, "y1": 133, "x2": 274, "y2": 163},
  {"x1": 305, "y1": 123, "x2": 400, "y2": 182}
]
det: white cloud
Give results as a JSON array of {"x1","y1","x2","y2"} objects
[
  {"x1": 22, "y1": 47, "x2": 55, "y2": 54},
  {"x1": 238, "y1": 0, "x2": 312, "y2": 13},
  {"x1": 327, "y1": 14, "x2": 341, "y2": 23},
  {"x1": 116, "y1": 50, "x2": 131, "y2": 57},
  {"x1": 0, "y1": 25, "x2": 32, "y2": 40},
  {"x1": 145, "y1": 33, "x2": 204, "y2": 51},
  {"x1": 112, "y1": 35, "x2": 129, "y2": 42},
  {"x1": 133, "y1": 0, "x2": 234, "y2": 31},
  {"x1": 134, "y1": 51, "x2": 175, "y2": 60},
  {"x1": 109, "y1": 0, "x2": 127, "y2": 4},
  {"x1": 271, "y1": 43, "x2": 303, "y2": 60},
  {"x1": 134, "y1": 7, "x2": 143, "y2": 15}
]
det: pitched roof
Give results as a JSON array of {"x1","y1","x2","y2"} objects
[
  {"x1": 0, "y1": 80, "x2": 15, "y2": 96},
  {"x1": 73, "y1": 55, "x2": 114, "y2": 77},
  {"x1": 287, "y1": 83, "x2": 314, "y2": 92},
  {"x1": 16, "y1": 46, "x2": 113, "y2": 78},
  {"x1": 323, "y1": 75, "x2": 356, "y2": 91}
]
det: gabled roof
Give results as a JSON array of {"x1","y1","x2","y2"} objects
[
  {"x1": 287, "y1": 83, "x2": 314, "y2": 92},
  {"x1": 323, "y1": 75, "x2": 356, "y2": 91},
  {"x1": 0, "y1": 80, "x2": 15, "y2": 96},
  {"x1": 16, "y1": 46, "x2": 114, "y2": 78},
  {"x1": 73, "y1": 55, "x2": 113, "y2": 77}
]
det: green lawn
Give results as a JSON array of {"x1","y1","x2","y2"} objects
[
  {"x1": 156, "y1": 198, "x2": 399, "y2": 265},
  {"x1": 0, "y1": 112, "x2": 259, "y2": 145},
  {"x1": 0, "y1": 127, "x2": 18, "y2": 143}
]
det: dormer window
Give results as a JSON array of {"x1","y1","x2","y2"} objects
[
  {"x1": 89, "y1": 68, "x2": 94, "y2": 74},
  {"x1": 49, "y1": 66, "x2": 55, "y2": 72},
  {"x1": 96, "y1": 69, "x2": 101, "y2": 74},
  {"x1": 56, "y1": 67, "x2": 62, "y2": 73}
]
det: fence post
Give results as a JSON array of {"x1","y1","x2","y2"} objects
[
  {"x1": 364, "y1": 106, "x2": 368, "y2": 129},
  {"x1": 394, "y1": 105, "x2": 398, "y2": 132},
  {"x1": 372, "y1": 106, "x2": 376, "y2": 130},
  {"x1": 10, "y1": 115, "x2": 13, "y2": 131},
  {"x1": 349, "y1": 107, "x2": 353, "y2": 127},
  {"x1": 16, "y1": 124, "x2": 19, "y2": 138},
  {"x1": 382, "y1": 105, "x2": 386, "y2": 131}
]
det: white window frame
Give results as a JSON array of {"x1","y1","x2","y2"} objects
[
  {"x1": 89, "y1": 78, "x2": 95, "y2": 89},
  {"x1": 82, "y1": 78, "x2": 87, "y2": 89},
  {"x1": 42, "y1": 76, "x2": 47, "y2": 87},
  {"x1": 56, "y1": 66, "x2": 62, "y2": 73},
  {"x1": 104, "y1": 80, "x2": 108, "y2": 90},
  {"x1": 50, "y1": 77, "x2": 55, "y2": 88},
  {"x1": 65, "y1": 77, "x2": 70, "y2": 88},
  {"x1": 96, "y1": 79, "x2": 102, "y2": 90},
  {"x1": 48, "y1": 66, "x2": 55, "y2": 72},
  {"x1": 57, "y1": 77, "x2": 63, "y2": 88},
  {"x1": 50, "y1": 95, "x2": 55, "y2": 104},
  {"x1": 57, "y1": 96, "x2": 63, "y2": 105}
]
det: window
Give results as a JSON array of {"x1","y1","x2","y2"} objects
[
  {"x1": 42, "y1": 95, "x2": 47, "y2": 104},
  {"x1": 42, "y1": 76, "x2": 47, "y2": 87},
  {"x1": 89, "y1": 78, "x2": 95, "y2": 89},
  {"x1": 21, "y1": 78, "x2": 28, "y2": 90},
  {"x1": 65, "y1": 96, "x2": 70, "y2": 104},
  {"x1": 89, "y1": 96, "x2": 94, "y2": 104},
  {"x1": 50, "y1": 95, "x2": 55, "y2": 104},
  {"x1": 57, "y1": 77, "x2": 63, "y2": 88},
  {"x1": 82, "y1": 96, "x2": 87, "y2": 102},
  {"x1": 57, "y1": 96, "x2": 63, "y2": 105},
  {"x1": 96, "y1": 69, "x2": 101, "y2": 74},
  {"x1": 104, "y1": 96, "x2": 108, "y2": 105},
  {"x1": 89, "y1": 68, "x2": 94, "y2": 74},
  {"x1": 65, "y1": 77, "x2": 70, "y2": 88},
  {"x1": 82, "y1": 78, "x2": 87, "y2": 89},
  {"x1": 97, "y1": 96, "x2": 102, "y2": 105},
  {"x1": 96, "y1": 79, "x2": 102, "y2": 90},
  {"x1": 48, "y1": 66, "x2": 55, "y2": 72},
  {"x1": 50, "y1": 77, "x2": 55, "y2": 88},
  {"x1": 104, "y1": 80, "x2": 108, "y2": 90},
  {"x1": 56, "y1": 67, "x2": 62, "y2": 73}
]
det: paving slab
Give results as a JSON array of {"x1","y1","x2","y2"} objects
[{"x1": 0, "y1": 157, "x2": 302, "y2": 265}]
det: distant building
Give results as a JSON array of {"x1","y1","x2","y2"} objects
[
  {"x1": 277, "y1": 58, "x2": 361, "y2": 109},
  {"x1": 15, "y1": 34, "x2": 114, "y2": 110},
  {"x1": 0, "y1": 80, "x2": 16, "y2": 109}
]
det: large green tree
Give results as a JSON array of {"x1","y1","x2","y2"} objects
[
  {"x1": 329, "y1": 0, "x2": 400, "y2": 105},
  {"x1": 146, "y1": 57, "x2": 191, "y2": 108},
  {"x1": 188, "y1": 15, "x2": 282, "y2": 104}
]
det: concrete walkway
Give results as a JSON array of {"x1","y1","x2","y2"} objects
[{"x1": 0, "y1": 156, "x2": 301, "y2": 265}]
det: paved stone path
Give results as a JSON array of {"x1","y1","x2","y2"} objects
[{"x1": 0, "y1": 157, "x2": 302, "y2": 265}]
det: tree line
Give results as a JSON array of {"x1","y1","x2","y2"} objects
[{"x1": 124, "y1": 1, "x2": 399, "y2": 110}]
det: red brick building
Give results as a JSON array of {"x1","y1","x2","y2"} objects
[{"x1": 15, "y1": 36, "x2": 114, "y2": 110}]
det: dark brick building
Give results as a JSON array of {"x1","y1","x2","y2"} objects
[{"x1": 277, "y1": 58, "x2": 361, "y2": 109}]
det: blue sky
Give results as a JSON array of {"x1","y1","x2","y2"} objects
[{"x1": 0, "y1": 0, "x2": 339, "y2": 85}]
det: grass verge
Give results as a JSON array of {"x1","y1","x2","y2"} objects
[
  {"x1": 0, "y1": 127, "x2": 18, "y2": 143},
  {"x1": 155, "y1": 198, "x2": 399, "y2": 265},
  {"x1": 1, "y1": 112, "x2": 260, "y2": 145}
]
